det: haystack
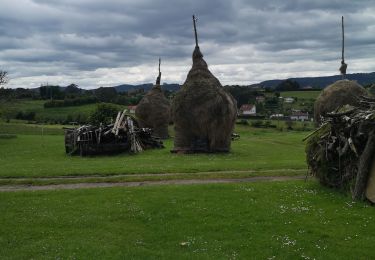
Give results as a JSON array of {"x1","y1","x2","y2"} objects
[
  {"x1": 314, "y1": 80, "x2": 367, "y2": 124},
  {"x1": 171, "y1": 16, "x2": 237, "y2": 153},
  {"x1": 305, "y1": 96, "x2": 375, "y2": 201},
  {"x1": 135, "y1": 60, "x2": 171, "y2": 139}
]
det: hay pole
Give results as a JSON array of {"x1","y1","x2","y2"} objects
[
  {"x1": 342, "y1": 16, "x2": 345, "y2": 63},
  {"x1": 339, "y1": 16, "x2": 348, "y2": 77},
  {"x1": 158, "y1": 57, "x2": 161, "y2": 74},
  {"x1": 352, "y1": 130, "x2": 375, "y2": 200},
  {"x1": 192, "y1": 15, "x2": 199, "y2": 47},
  {"x1": 156, "y1": 57, "x2": 161, "y2": 85}
]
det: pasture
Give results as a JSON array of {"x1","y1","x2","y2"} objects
[
  {"x1": 1, "y1": 181, "x2": 375, "y2": 259},
  {"x1": 0, "y1": 123, "x2": 306, "y2": 179},
  {"x1": 1, "y1": 120, "x2": 374, "y2": 259}
]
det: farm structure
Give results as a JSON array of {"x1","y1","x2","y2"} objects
[{"x1": 64, "y1": 111, "x2": 163, "y2": 156}]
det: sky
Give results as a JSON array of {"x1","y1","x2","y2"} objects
[{"x1": 1, "y1": 0, "x2": 375, "y2": 89}]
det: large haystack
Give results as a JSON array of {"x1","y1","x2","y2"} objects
[
  {"x1": 314, "y1": 80, "x2": 367, "y2": 124},
  {"x1": 171, "y1": 45, "x2": 237, "y2": 153},
  {"x1": 135, "y1": 65, "x2": 171, "y2": 139}
]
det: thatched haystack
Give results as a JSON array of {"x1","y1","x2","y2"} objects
[
  {"x1": 135, "y1": 62, "x2": 171, "y2": 139},
  {"x1": 171, "y1": 45, "x2": 237, "y2": 153},
  {"x1": 314, "y1": 80, "x2": 367, "y2": 124},
  {"x1": 305, "y1": 96, "x2": 375, "y2": 201}
]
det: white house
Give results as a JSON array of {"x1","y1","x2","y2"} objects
[
  {"x1": 284, "y1": 97, "x2": 295, "y2": 103},
  {"x1": 290, "y1": 111, "x2": 309, "y2": 121},
  {"x1": 239, "y1": 104, "x2": 256, "y2": 115}
]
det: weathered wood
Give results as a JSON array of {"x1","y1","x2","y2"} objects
[
  {"x1": 192, "y1": 15, "x2": 198, "y2": 47},
  {"x1": 353, "y1": 130, "x2": 375, "y2": 200},
  {"x1": 342, "y1": 16, "x2": 345, "y2": 62}
]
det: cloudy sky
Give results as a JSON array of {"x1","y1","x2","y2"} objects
[{"x1": 1, "y1": 0, "x2": 375, "y2": 89}]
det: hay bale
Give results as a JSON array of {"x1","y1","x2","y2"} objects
[
  {"x1": 135, "y1": 77, "x2": 171, "y2": 139},
  {"x1": 171, "y1": 46, "x2": 237, "y2": 153},
  {"x1": 314, "y1": 80, "x2": 367, "y2": 124}
]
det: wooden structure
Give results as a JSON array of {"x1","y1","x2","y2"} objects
[{"x1": 64, "y1": 111, "x2": 163, "y2": 156}]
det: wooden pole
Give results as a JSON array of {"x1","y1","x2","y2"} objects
[
  {"x1": 193, "y1": 15, "x2": 198, "y2": 47},
  {"x1": 342, "y1": 16, "x2": 345, "y2": 62},
  {"x1": 353, "y1": 130, "x2": 375, "y2": 200},
  {"x1": 158, "y1": 58, "x2": 161, "y2": 74}
]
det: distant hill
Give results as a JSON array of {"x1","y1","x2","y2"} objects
[
  {"x1": 257, "y1": 72, "x2": 375, "y2": 89},
  {"x1": 114, "y1": 83, "x2": 180, "y2": 93}
]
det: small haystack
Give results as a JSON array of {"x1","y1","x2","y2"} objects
[
  {"x1": 135, "y1": 59, "x2": 171, "y2": 139},
  {"x1": 171, "y1": 15, "x2": 237, "y2": 153},
  {"x1": 314, "y1": 80, "x2": 368, "y2": 124}
]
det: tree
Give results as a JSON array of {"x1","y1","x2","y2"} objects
[
  {"x1": 275, "y1": 79, "x2": 300, "y2": 91},
  {"x1": 0, "y1": 70, "x2": 9, "y2": 86},
  {"x1": 89, "y1": 103, "x2": 119, "y2": 125},
  {"x1": 94, "y1": 87, "x2": 117, "y2": 102}
]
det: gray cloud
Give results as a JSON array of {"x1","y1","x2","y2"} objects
[{"x1": 0, "y1": 0, "x2": 375, "y2": 88}]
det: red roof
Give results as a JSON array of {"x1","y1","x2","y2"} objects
[{"x1": 240, "y1": 104, "x2": 255, "y2": 111}]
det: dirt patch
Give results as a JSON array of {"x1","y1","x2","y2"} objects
[{"x1": 0, "y1": 175, "x2": 306, "y2": 192}]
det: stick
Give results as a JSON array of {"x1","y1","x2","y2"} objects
[{"x1": 302, "y1": 122, "x2": 328, "y2": 142}]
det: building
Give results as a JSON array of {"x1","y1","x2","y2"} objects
[
  {"x1": 239, "y1": 104, "x2": 256, "y2": 115},
  {"x1": 127, "y1": 105, "x2": 137, "y2": 114},
  {"x1": 284, "y1": 97, "x2": 295, "y2": 103},
  {"x1": 290, "y1": 111, "x2": 309, "y2": 121},
  {"x1": 270, "y1": 113, "x2": 284, "y2": 119}
]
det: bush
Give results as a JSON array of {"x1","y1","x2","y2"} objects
[
  {"x1": 15, "y1": 111, "x2": 36, "y2": 121},
  {"x1": 236, "y1": 119, "x2": 249, "y2": 125}
]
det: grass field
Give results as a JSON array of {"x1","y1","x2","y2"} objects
[
  {"x1": 0, "y1": 123, "x2": 307, "y2": 178},
  {"x1": 1, "y1": 117, "x2": 374, "y2": 259},
  {"x1": 1, "y1": 180, "x2": 374, "y2": 259}
]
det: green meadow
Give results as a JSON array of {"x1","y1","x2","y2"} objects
[
  {"x1": 1, "y1": 181, "x2": 374, "y2": 259},
  {"x1": 1, "y1": 114, "x2": 374, "y2": 259},
  {"x1": 0, "y1": 123, "x2": 307, "y2": 178}
]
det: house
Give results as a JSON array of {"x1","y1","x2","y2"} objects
[
  {"x1": 239, "y1": 104, "x2": 256, "y2": 115},
  {"x1": 270, "y1": 114, "x2": 284, "y2": 119},
  {"x1": 127, "y1": 105, "x2": 137, "y2": 114},
  {"x1": 290, "y1": 111, "x2": 309, "y2": 121},
  {"x1": 284, "y1": 97, "x2": 295, "y2": 103}
]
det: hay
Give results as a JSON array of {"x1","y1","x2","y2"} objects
[
  {"x1": 314, "y1": 80, "x2": 367, "y2": 124},
  {"x1": 135, "y1": 73, "x2": 171, "y2": 139},
  {"x1": 306, "y1": 96, "x2": 375, "y2": 200},
  {"x1": 171, "y1": 46, "x2": 237, "y2": 153}
]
